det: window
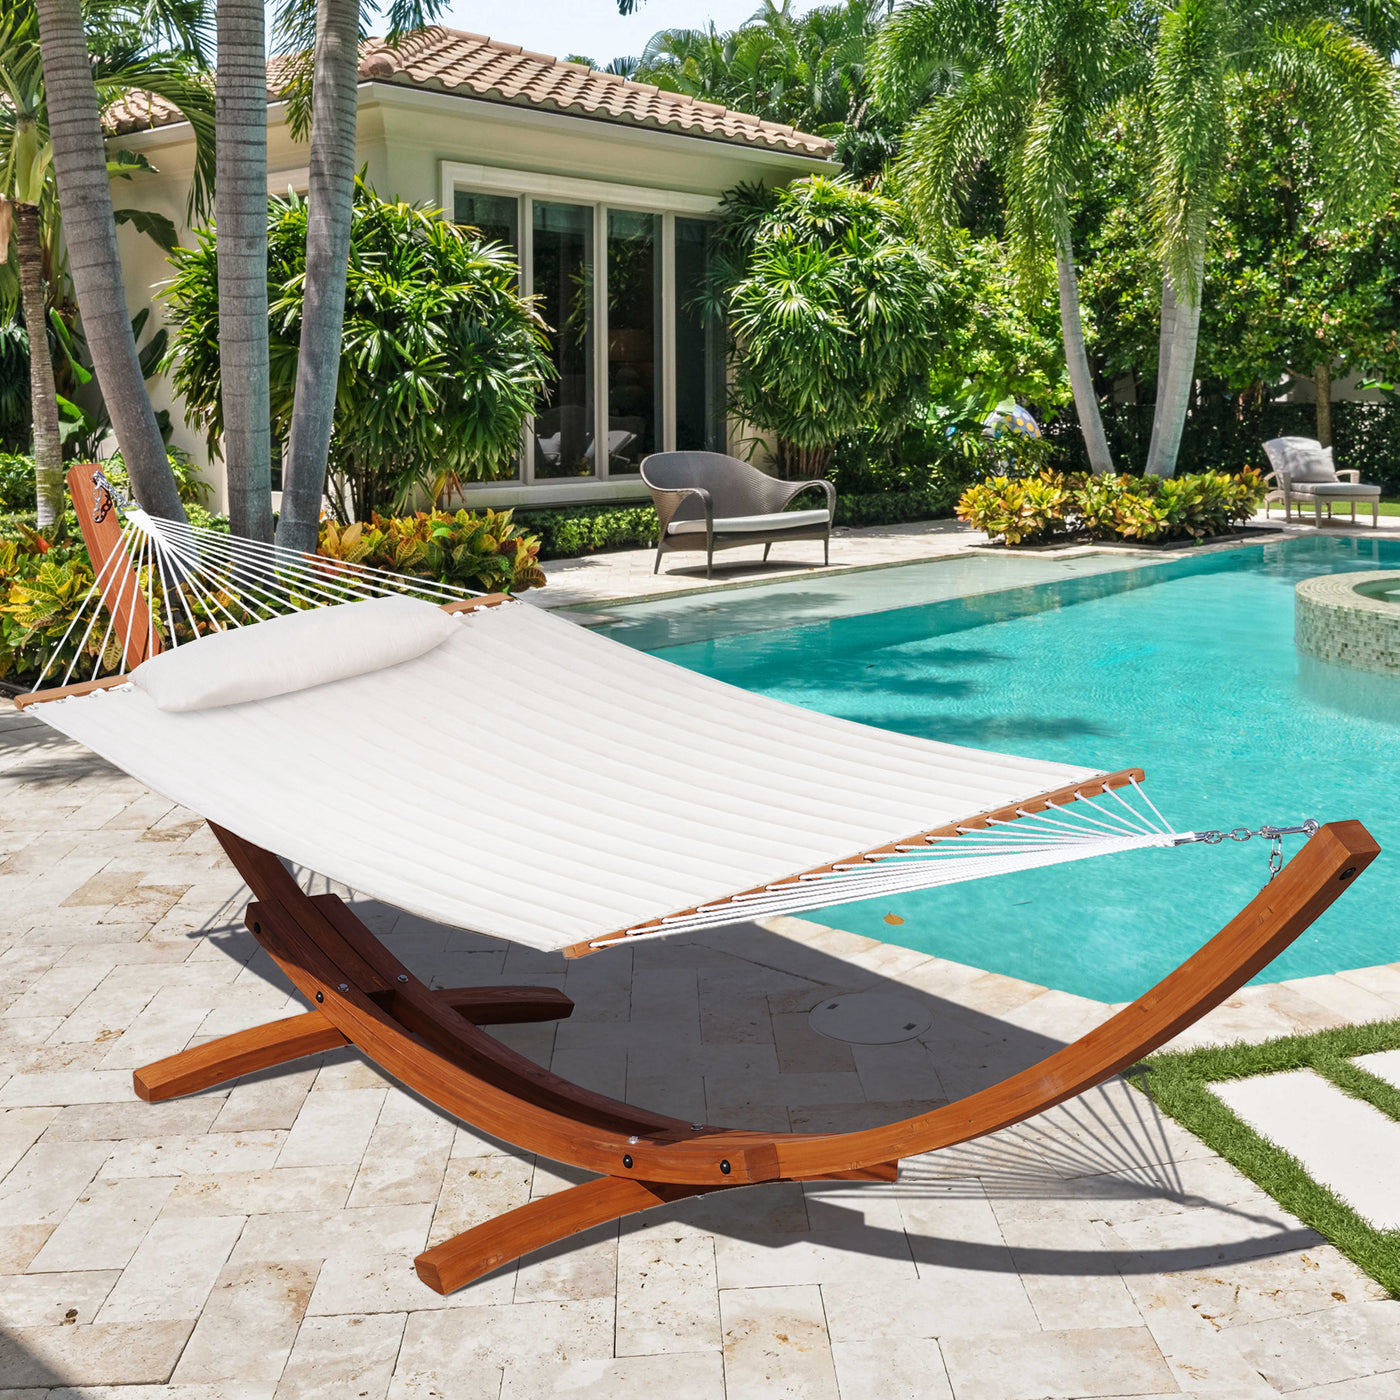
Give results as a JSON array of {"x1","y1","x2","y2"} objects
[
  {"x1": 447, "y1": 169, "x2": 723, "y2": 490},
  {"x1": 532, "y1": 201, "x2": 596, "y2": 479},
  {"x1": 606, "y1": 210, "x2": 662, "y2": 474},
  {"x1": 454, "y1": 190, "x2": 519, "y2": 251},
  {"x1": 675, "y1": 218, "x2": 725, "y2": 454}
]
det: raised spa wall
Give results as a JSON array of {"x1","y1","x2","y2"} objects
[{"x1": 1295, "y1": 570, "x2": 1400, "y2": 676}]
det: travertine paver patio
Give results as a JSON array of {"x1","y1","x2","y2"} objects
[
  {"x1": 4, "y1": 705, "x2": 1400, "y2": 1398},
  {"x1": 5, "y1": 512, "x2": 1400, "y2": 1398}
]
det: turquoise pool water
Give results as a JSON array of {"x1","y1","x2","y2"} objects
[{"x1": 603, "y1": 535, "x2": 1400, "y2": 1002}]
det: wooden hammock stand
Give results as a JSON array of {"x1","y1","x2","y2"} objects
[{"x1": 17, "y1": 466, "x2": 1380, "y2": 1295}]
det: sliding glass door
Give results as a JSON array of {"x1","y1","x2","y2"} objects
[
  {"x1": 532, "y1": 202, "x2": 596, "y2": 479},
  {"x1": 451, "y1": 177, "x2": 724, "y2": 489},
  {"x1": 605, "y1": 210, "x2": 662, "y2": 474}
]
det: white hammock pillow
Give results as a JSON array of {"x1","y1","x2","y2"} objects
[{"x1": 130, "y1": 593, "x2": 458, "y2": 712}]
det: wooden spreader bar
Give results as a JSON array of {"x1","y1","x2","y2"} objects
[
  {"x1": 564, "y1": 765, "x2": 1148, "y2": 957},
  {"x1": 29, "y1": 467, "x2": 1383, "y2": 1297}
]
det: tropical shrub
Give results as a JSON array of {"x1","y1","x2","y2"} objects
[
  {"x1": 0, "y1": 502, "x2": 545, "y2": 684},
  {"x1": 163, "y1": 177, "x2": 555, "y2": 520},
  {"x1": 318, "y1": 509, "x2": 546, "y2": 594},
  {"x1": 715, "y1": 177, "x2": 941, "y2": 477},
  {"x1": 0, "y1": 452, "x2": 36, "y2": 512},
  {"x1": 957, "y1": 474, "x2": 1074, "y2": 545},
  {"x1": 958, "y1": 469, "x2": 1266, "y2": 545}
]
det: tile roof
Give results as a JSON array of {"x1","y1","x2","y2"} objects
[{"x1": 104, "y1": 27, "x2": 835, "y2": 160}]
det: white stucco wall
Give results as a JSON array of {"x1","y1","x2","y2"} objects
[{"x1": 108, "y1": 82, "x2": 834, "y2": 511}]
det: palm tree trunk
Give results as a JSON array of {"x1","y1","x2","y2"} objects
[
  {"x1": 1055, "y1": 242, "x2": 1113, "y2": 474},
  {"x1": 13, "y1": 202, "x2": 64, "y2": 527},
  {"x1": 275, "y1": 0, "x2": 359, "y2": 555},
  {"x1": 1314, "y1": 361, "x2": 1332, "y2": 446},
  {"x1": 216, "y1": 0, "x2": 274, "y2": 543},
  {"x1": 33, "y1": 0, "x2": 185, "y2": 521},
  {"x1": 1144, "y1": 249, "x2": 1204, "y2": 479},
  {"x1": 1146, "y1": 271, "x2": 1176, "y2": 470}
]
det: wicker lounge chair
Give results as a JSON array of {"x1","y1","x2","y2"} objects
[
  {"x1": 641, "y1": 451, "x2": 835, "y2": 577},
  {"x1": 1262, "y1": 436, "x2": 1380, "y2": 526}
]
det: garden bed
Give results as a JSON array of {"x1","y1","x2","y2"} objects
[
  {"x1": 974, "y1": 523, "x2": 1286, "y2": 552},
  {"x1": 958, "y1": 468, "x2": 1269, "y2": 548}
]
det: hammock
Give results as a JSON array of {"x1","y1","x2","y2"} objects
[
  {"x1": 21, "y1": 475, "x2": 1313, "y2": 953},
  {"x1": 12, "y1": 465, "x2": 1376, "y2": 1298}
]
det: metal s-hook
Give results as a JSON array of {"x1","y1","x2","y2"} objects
[{"x1": 90, "y1": 468, "x2": 128, "y2": 525}]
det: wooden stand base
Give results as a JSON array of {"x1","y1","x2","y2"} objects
[{"x1": 130, "y1": 819, "x2": 1379, "y2": 1295}]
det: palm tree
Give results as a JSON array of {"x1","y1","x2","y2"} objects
[
  {"x1": 273, "y1": 0, "x2": 359, "y2": 554},
  {"x1": 630, "y1": 0, "x2": 893, "y2": 162},
  {"x1": 0, "y1": 11, "x2": 63, "y2": 525},
  {"x1": 872, "y1": 0, "x2": 1145, "y2": 474},
  {"x1": 217, "y1": 0, "x2": 273, "y2": 542},
  {"x1": 271, "y1": 0, "x2": 443, "y2": 555},
  {"x1": 1144, "y1": 2, "x2": 1400, "y2": 475},
  {"x1": 30, "y1": 0, "x2": 214, "y2": 521}
]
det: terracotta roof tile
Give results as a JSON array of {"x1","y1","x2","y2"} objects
[{"x1": 103, "y1": 25, "x2": 835, "y2": 159}]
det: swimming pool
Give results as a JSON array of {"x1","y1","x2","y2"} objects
[{"x1": 598, "y1": 535, "x2": 1400, "y2": 1002}]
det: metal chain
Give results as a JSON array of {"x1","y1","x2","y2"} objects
[{"x1": 1182, "y1": 820, "x2": 1319, "y2": 883}]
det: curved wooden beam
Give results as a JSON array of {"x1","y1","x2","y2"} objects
[
  {"x1": 205, "y1": 818, "x2": 1376, "y2": 1193},
  {"x1": 125, "y1": 816, "x2": 1377, "y2": 1293}
]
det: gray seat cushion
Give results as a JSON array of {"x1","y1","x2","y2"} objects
[
  {"x1": 1289, "y1": 481, "x2": 1381, "y2": 498},
  {"x1": 667, "y1": 508, "x2": 830, "y2": 537}
]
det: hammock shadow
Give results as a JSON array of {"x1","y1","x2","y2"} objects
[
  {"x1": 194, "y1": 895, "x2": 1316, "y2": 1291},
  {"x1": 0, "y1": 707, "x2": 107, "y2": 787}
]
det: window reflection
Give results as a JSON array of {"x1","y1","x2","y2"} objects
[
  {"x1": 675, "y1": 217, "x2": 725, "y2": 453},
  {"x1": 453, "y1": 191, "x2": 519, "y2": 252},
  {"x1": 533, "y1": 201, "x2": 595, "y2": 479},
  {"x1": 605, "y1": 210, "x2": 661, "y2": 473}
]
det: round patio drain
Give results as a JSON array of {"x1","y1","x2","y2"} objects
[{"x1": 808, "y1": 992, "x2": 933, "y2": 1045}]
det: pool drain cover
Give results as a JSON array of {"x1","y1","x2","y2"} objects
[{"x1": 808, "y1": 993, "x2": 933, "y2": 1045}]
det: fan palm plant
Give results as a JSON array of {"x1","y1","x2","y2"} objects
[
  {"x1": 871, "y1": 0, "x2": 1149, "y2": 474},
  {"x1": 1144, "y1": 1, "x2": 1400, "y2": 475},
  {"x1": 27, "y1": 0, "x2": 214, "y2": 521}
]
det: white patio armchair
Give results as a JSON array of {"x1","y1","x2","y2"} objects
[{"x1": 1261, "y1": 436, "x2": 1380, "y2": 527}]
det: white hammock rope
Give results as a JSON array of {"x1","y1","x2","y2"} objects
[
  {"x1": 33, "y1": 488, "x2": 1323, "y2": 951},
  {"x1": 34, "y1": 483, "x2": 479, "y2": 692},
  {"x1": 601, "y1": 790, "x2": 1323, "y2": 945}
]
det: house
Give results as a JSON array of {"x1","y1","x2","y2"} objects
[{"x1": 105, "y1": 28, "x2": 837, "y2": 513}]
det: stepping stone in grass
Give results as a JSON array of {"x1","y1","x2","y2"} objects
[{"x1": 1212, "y1": 1068, "x2": 1400, "y2": 1231}]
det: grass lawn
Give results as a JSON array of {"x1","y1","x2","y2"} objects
[
  {"x1": 1380, "y1": 499, "x2": 1400, "y2": 516},
  {"x1": 1132, "y1": 1018, "x2": 1400, "y2": 1295}
]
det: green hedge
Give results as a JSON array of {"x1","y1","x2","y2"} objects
[
  {"x1": 518, "y1": 484, "x2": 962, "y2": 562},
  {"x1": 516, "y1": 505, "x2": 659, "y2": 561}
]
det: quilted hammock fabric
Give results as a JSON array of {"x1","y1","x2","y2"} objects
[{"x1": 30, "y1": 601, "x2": 1102, "y2": 950}]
